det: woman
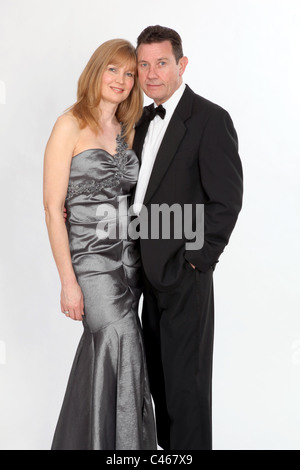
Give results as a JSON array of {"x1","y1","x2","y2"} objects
[{"x1": 43, "y1": 39, "x2": 157, "y2": 450}]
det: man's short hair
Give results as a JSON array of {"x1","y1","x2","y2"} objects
[{"x1": 137, "y1": 25, "x2": 184, "y2": 63}]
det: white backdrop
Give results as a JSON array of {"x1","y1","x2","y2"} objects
[{"x1": 0, "y1": 0, "x2": 299, "y2": 450}]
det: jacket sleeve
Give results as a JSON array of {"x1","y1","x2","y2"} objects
[{"x1": 185, "y1": 108, "x2": 243, "y2": 272}]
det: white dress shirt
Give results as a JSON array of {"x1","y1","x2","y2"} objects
[{"x1": 132, "y1": 82, "x2": 186, "y2": 215}]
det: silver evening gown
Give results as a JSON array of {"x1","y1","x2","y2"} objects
[{"x1": 51, "y1": 128, "x2": 157, "y2": 450}]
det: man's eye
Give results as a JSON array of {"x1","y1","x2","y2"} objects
[
  {"x1": 139, "y1": 63, "x2": 148, "y2": 68},
  {"x1": 159, "y1": 61, "x2": 166, "y2": 66}
]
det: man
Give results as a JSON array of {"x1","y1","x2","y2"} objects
[{"x1": 132, "y1": 25, "x2": 243, "y2": 450}]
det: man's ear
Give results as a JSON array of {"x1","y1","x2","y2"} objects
[{"x1": 179, "y1": 56, "x2": 188, "y2": 76}]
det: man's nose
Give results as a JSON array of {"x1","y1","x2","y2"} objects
[{"x1": 147, "y1": 66, "x2": 159, "y2": 79}]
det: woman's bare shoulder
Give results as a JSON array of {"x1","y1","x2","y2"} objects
[
  {"x1": 45, "y1": 112, "x2": 81, "y2": 158},
  {"x1": 54, "y1": 111, "x2": 80, "y2": 134}
]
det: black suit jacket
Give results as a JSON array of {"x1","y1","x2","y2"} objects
[{"x1": 133, "y1": 85, "x2": 243, "y2": 291}]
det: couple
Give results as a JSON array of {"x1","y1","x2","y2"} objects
[{"x1": 43, "y1": 25, "x2": 243, "y2": 451}]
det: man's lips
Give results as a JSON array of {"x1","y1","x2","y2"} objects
[{"x1": 146, "y1": 84, "x2": 162, "y2": 88}]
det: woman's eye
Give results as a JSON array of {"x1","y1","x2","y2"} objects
[
  {"x1": 108, "y1": 67, "x2": 116, "y2": 72},
  {"x1": 126, "y1": 72, "x2": 134, "y2": 77}
]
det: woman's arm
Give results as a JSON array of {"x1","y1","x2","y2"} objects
[{"x1": 43, "y1": 114, "x2": 84, "y2": 321}]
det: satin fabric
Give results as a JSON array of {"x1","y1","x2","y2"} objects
[{"x1": 51, "y1": 133, "x2": 157, "y2": 450}]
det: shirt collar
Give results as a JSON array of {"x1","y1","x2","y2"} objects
[{"x1": 154, "y1": 82, "x2": 186, "y2": 117}]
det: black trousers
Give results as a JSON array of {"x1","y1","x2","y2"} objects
[{"x1": 142, "y1": 261, "x2": 215, "y2": 450}]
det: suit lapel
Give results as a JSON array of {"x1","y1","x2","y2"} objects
[
  {"x1": 131, "y1": 115, "x2": 150, "y2": 204},
  {"x1": 143, "y1": 85, "x2": 195, "y2": 205},
  {"x1": 133, "y1": 117, "x2": 150, "y2": 162},
  {"x1": 143, "y1": 114, "x2": 186, "y2": 205}
]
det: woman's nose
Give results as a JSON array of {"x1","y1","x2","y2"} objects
[{"x1": 116, "y1": 73, "x2": 125, "y2": 84}]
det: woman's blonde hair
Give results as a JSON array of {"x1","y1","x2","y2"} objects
[{"x1": 69, "y1": 39, "x2": 143, "y2": 140}]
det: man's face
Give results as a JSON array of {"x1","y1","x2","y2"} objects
[{"x1": 137, "y1": 40, "x2": 188, "y2": 105}]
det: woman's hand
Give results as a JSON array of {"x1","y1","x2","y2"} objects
[{"x1": 61, "y1": 280, "x2": 85, "y2": 321}]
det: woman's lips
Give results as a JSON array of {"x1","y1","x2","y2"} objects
[{"x1": 111, "y1": 87, "x2": 124, "y2": 93}]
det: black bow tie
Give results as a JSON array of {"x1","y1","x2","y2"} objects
[{"x1": 145, "y1": 103, "x2": 166, "y2": 121}]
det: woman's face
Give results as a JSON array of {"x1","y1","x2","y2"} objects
[{"x1": 100, "y1": 61, "x2": 135, "y2": 105}]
